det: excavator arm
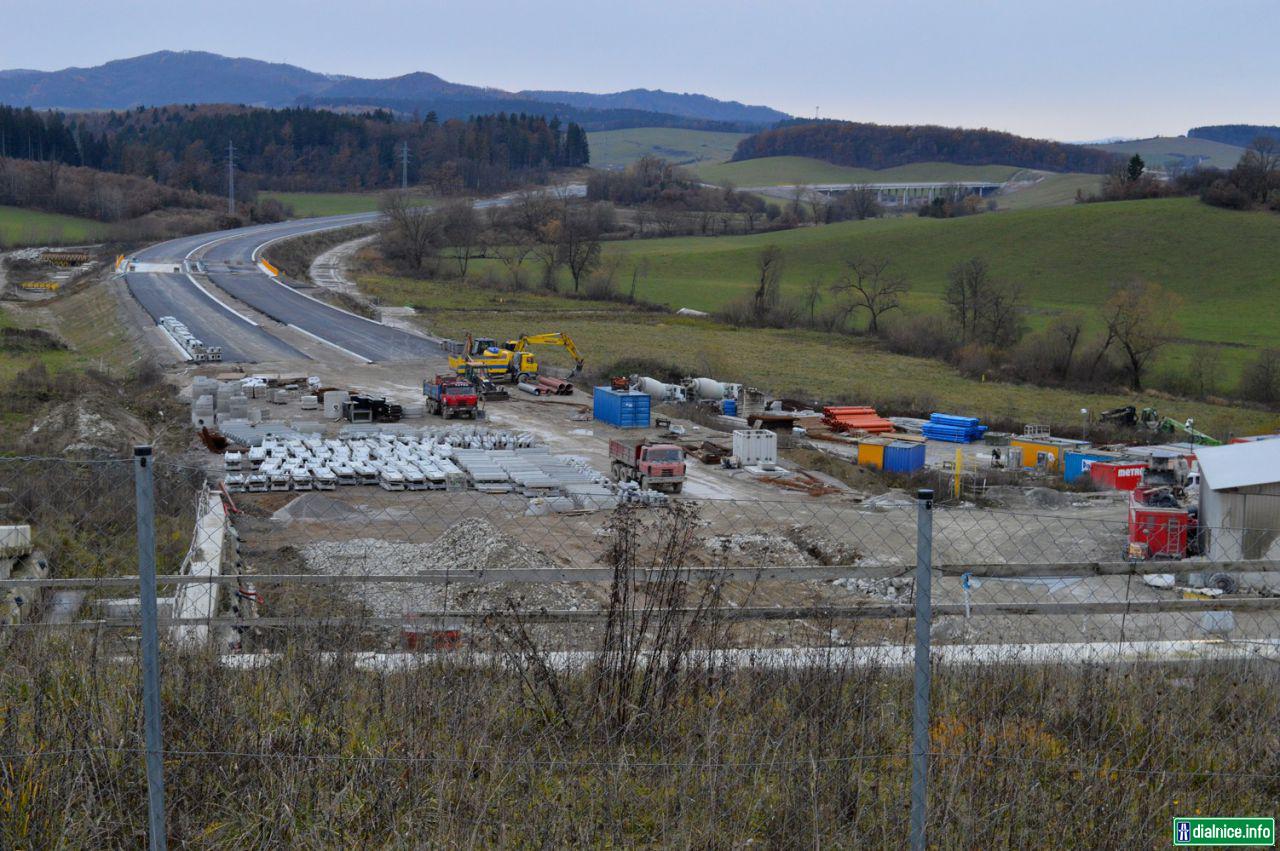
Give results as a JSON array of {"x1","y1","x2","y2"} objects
[
  {"x1": 505, "y1": 333, "x2": 585, "y2": 376},
  {"x1": 1156, "y1": 416, "x2": 1222, "y2": 446}
]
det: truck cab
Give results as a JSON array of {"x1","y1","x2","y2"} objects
[
  {"x1": 609, "y1": 439, "x2": 686, "y2": 493},
  {"x1": 424, "y1": 374, "x2": 480, "y2": 419}
]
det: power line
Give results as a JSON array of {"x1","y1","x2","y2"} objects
[{"x1": 227, "y1": 140, "x2": 236, "y2": 215}]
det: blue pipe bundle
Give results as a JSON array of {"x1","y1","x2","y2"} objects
[{"x1": 921, "y1": 413, "x2": 988, "y2": 443}]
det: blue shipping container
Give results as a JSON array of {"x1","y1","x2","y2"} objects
[
  {"x1": 1063, "y1": 450, "x2": 1119, "y2": 482},
  {"x1": 593, "y1": 386, "x2": 650, "y2": 429},
  {"x1": 883, "y1": 441, "x2": 926, "y2": 474}
]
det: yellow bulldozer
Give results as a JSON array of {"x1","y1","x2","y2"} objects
[{"x1": 447, "y1": 332, "x2": 584, "y2": 384}]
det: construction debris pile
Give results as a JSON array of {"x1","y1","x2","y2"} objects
[{"x1": 300, "y1": 519, "x2": 593, "y2": 617}]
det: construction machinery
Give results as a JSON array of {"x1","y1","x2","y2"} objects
[
  {"x1": 1128, "y1": 485, "x2": 1200, "y2": 560},
  {"x1": 456, "y1": 363, "x2": 510, "y2": 401},
  {"x1": 1099, "y1": 406, "x2": 1222, "y2": 445},
  {"x1": 608, "y1": 438, "x2": 686, "y2": 493},
  {"x1": 424, "y1": 374, "x2": 481, "y2": 419},
  {"x1": 448, "y1": 332, "x2": 584, "y2": 384}
]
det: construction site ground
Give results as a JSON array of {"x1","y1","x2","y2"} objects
[{"x1": 85, "y1": 242, "x2": 1275, "y2": 654}]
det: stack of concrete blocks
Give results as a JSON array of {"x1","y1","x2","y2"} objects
[
  {"x1": 0, "y1": 525, "x2": 48, "y2": 629},
  {"x1": 271, "y1": 388, "x2": 289, "y2": 405},
  {"x1": 192, "y1": 395, "x2": 215, "y2": 427},
  {"x1": 189, "y1": 376, "x2": 216, "y2": 427},
  {"x1": 228, "y1": 393, "x2": 249, "y2": 421}
]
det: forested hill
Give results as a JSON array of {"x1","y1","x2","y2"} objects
[
  {"x1": 731, "y1": 120, "x2": 1117, "y2": 174},
  {"x1": 1188, "y1": 124, "x2": 1280, "y2": 148},
  {"x1": 0, "y1": 104, "x2": 589, "y2": 193}
]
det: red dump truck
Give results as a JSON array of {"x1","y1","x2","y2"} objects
[
  {"x1": 608, "y1": 439, "x2": 686, "y2": 493},
  {"x1": 424, "y1": 375, "x2": 480, "y2": 419}
]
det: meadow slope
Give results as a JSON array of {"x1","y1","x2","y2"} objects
[
  {"x1": 692, "y1": 157, "x2": 1024, "y2": 186},
  {"x1": 587, "y1": 128, "x2": 748, "y2": 169},
  {"x1": 1093, "y1": 137, "x2": 1245, "y2": 171},
  {"x1": 598, "y1": 197, "x2": 1280, "y2": 381}
]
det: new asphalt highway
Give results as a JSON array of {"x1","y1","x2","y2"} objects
[{"x1": 121, "y1": 189, "x2": 581, "y2": 364}]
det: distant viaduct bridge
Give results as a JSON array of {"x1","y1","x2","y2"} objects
[{"x1": 742, "y1": 181, "x2": 1005, "y2": 207}]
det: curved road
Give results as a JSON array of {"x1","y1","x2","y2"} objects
[
  {"x1": 122, "y1": 190, "x2": 577, "y2": 364},
  {"x1": 124, "y1": 212, "x2": 429, "y2": 363}
]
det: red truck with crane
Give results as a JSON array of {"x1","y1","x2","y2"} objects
[{"x1": 609, "y1": 439, "x2": 686, "y2": 494}]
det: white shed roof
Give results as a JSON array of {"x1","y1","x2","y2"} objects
[{"x1": 1195, "y1": 440, "x2": 1280, "y2": 491}]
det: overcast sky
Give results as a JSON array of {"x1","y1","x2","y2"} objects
[{"x1": 4, "y1": 0, "x2": 1275, "y2": 140}]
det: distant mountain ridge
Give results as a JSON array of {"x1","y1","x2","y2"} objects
[
  {"x1": 518, "y1": 88, "x2": 786, "y2": 125},
  {"x1": 0, "y1": 50, "x2": 789, "y2": 128}
]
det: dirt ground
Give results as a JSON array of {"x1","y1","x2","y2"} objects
[{"x1": 107, "y1": 237, "x2": 1275, "y2": 653}]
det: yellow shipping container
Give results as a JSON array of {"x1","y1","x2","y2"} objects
[
  {"x1": 857, "y1": 438, "x2": 890, "y2": 470},
  {"x1": 1010, "y1": 438, "x2": 1064, "y2": 472}
]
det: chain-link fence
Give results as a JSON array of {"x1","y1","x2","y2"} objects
[{"x1": 1, "y1": 451, "x2": 1278, "y2": 847}]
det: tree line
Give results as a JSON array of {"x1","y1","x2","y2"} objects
[
  {"x1": 731, "y1": 120, "x2": 1117, "y2": 173},
  {"x1": 380, "y1": 190, "x2": 629, "y2": 298},
  {"x1": 1078, "y1": 137, "x2": 1280, "y2": 214},
  {"x1": 0, "y1": 104, "x2": 589, "y2": 194},
  {"x1": 717, "y1": 245, "x2": 1280, "y2": 405}
]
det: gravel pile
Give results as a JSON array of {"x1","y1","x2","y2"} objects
[
  {"x1": 302, "y1": 519, "x2": 591, "y2": 616},
  {"x1": 703, "y1": 532, "x2": 815, "y2": 566},
  {"x1": 784, "y1": 525, "x2": 861, "y2": 566},
  {"x1": 832, "y1": 576, "x2": 914, "y2": 602}
]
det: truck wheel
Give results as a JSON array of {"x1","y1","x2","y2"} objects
[
  {"x1": 517, "y1": 372, "x2": 532, "y2": 384},
  {"x1": 1207, "y1": 572, "x2": 1239, "y2": 594},
  {"x1": 670, "y1": 482, "x2": 683, "y2": 494}
]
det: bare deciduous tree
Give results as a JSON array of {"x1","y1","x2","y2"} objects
[
  {"x1": 1097, "y1": 279, "x2": 1182, "y2": 390},
  {"x1": 628, "y1": 258, "x2": 650, "y2": 303},
  {"x1": 803, "y1": 277, "x2": 824, "y2": 325},
  {"x1": 379, "y1": 190, "x2": 444, "y2": 273},
  {"x1": 751, "y1": 245, "x2": 785, "y2": 320},
  {"x1": 1048, "y1": 311, "x2": 1085, "y2": 379},
  {"x1": 831, "y1": 255, "x2": 909, "y2": 333},
  {"x1": 944, "y1": 257, "x2": 1024, "y2": 346},
  {"x1": 558, "y1": 207, "x2": 603, "y2": 293},
  {"x1": 441, "y1": 199, "x2": 484, "y2": 277},
  {"x1": 843, "y1": 184, "x2": 883, "y2": 220}
]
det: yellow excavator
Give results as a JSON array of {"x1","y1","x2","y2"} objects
[{"x1": 448, "y1": 332, "x2": 584, "y2": 383}]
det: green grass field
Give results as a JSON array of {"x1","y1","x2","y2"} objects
[
  {"x1": 419, "y1": 307, "x2": 1274, "y2": 437},
  {"x1": 1093, "y1": 137, "x2": 1245, "y2": 171},
  {"x1": 994, "y1": 173, "x2": 1104, "y2": 210},
  {"x1": 356, "y1": 273, "x2": 651, "y2": 314},
  {"x1": 692, "y1": 157, "x2": 1025, "y2": 186},
  {"x1": 0, "y1": 206, "x2": 113, "y2": 246},
  {"x1": 586, "y1": 197, "x2": 1280, "y2": 385},
  {"x1": 587, "y1": 127, "x2": 749, "y2": 170},
  {"x1": 258, "y1": 192, "x2": 388, "y2": 217}
]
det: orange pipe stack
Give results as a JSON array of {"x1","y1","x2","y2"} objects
[{"x1": 822, "y1": 406, "x2": 895, "y2": 433}]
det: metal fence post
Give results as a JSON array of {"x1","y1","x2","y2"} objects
[
  {"x1": 909, "y1": 488, "x2": 934, "y2": 851},
  {"x1": 134, "y1": 445, "x2": 168, "y2": 851}
]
